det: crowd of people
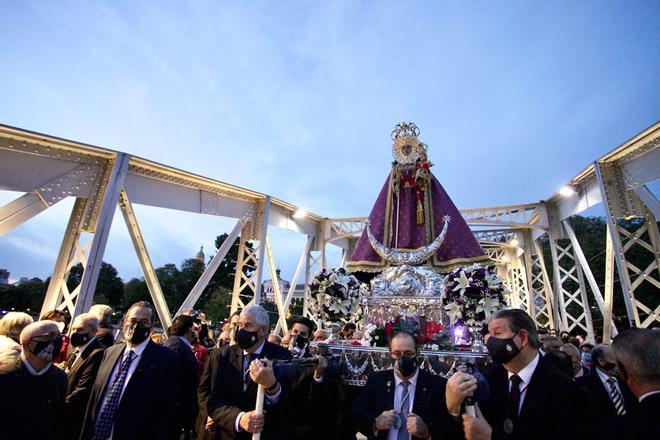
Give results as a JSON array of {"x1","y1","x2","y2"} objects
[{"x1": 0, "y1": 302, "x2": 657, "y2": 440}]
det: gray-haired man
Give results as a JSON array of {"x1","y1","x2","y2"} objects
[{"x1": 202, "y1": 304, "x2": 292, "y2": 440}]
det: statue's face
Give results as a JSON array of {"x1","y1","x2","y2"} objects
[{"x1": 401, "y1": 143, "x2": 412, "y2": 156}]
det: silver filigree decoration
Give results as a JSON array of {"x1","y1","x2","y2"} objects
[{"x1": 366, "y1": 215, "x2": 451, "y2": 265}]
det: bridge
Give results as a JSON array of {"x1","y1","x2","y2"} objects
[{"x1": 1, "y1": 122, "x2": 658, "y2": 340}]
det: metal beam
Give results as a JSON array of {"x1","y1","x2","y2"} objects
[
  {"x1": 253, "y1": 196, "x2": 271, "y2": 302},
  {"x1": 41, "y1": 198, "x2": 88, "y2": 314},
  {"x1": 72, "y1": 154, "x2": 130, "y2": 317},
  {"x1": 264, "y1": 233, "x2": 288, "y2": 333},
  {"x1": 175, "y1": 218, "x2": 245, "y2": 317},
  {"x1": 275, "y1": 235, "x2": 314, "y2": 334},
  {"x1": 595, "y1": 161, "x2": 637, "y2": 327},
  {"x1": 119, "y1": 187, "x2": 172, "y2": 328},
  {"x1": 563, "y1": 219, "x2": 617, "y2": 337}
]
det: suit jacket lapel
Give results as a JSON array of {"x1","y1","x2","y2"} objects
[
  {"x1": 384, "y1": 370, "x2": 396, "y2": 411},
  {"x1": 518, "y1": 358, "x2": 551, "y2": 425},
  {"x1": 412, "y1": 371, "x2": 430, "y2": 415}
]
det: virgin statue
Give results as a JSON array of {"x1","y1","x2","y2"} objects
[{"x1": 348, "y1": 122, "x2": 490, "y2": 273}]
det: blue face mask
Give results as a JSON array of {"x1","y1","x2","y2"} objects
[{"x1": 581, "y1": 352, "x2": 592, "y2": 362}]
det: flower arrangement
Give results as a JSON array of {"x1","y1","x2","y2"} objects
[
  {"x1": 442, "y1": 264, "x2": 509, "y2": 328},
  {"x1": 307, "y1": 268, "x2": 368, "y2": 328}
]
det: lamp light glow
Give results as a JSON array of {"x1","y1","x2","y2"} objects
[
  {"x1": 293, "y1": 208, "x2": 307, "y2": 219},
  {"x1": 559, "y1": 185, "x2": 577, "y2": 197}
]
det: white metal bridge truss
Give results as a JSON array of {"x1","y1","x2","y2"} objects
[{"x1": 1, "y1": 123, "x2": 658, "y2": 340}]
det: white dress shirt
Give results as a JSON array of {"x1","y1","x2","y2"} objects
[
  {"x1": 20, "y1": 351, "x2": 51, "y2": 376},
  {"x1": 234, "y1": 340, "x2": 282, "y2": 432},
  {"x1": 639, "y1": 390, "x2": 660, "y2": 403},
  {"x1": 387, "y1": 369, "x2": 419, "y2": 440},
  {"x1": 508, "y1": 353, "x2": 540, "y2": 413},
  {"x1": 97, "y1": 337, "x2": 150, "y2": 440}
]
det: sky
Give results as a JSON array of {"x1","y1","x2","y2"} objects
[{"x1": 0, "y1": 1, "x2": 658, "y2": 284}]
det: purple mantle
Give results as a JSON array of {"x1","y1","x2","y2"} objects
[{"x1": 348, "y1": 168, "x2": 490, "y2": 273}]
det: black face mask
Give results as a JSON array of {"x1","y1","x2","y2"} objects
[
  {"x1": 70, "y1": 331, "x2": 91, "y2": 347},
  {"x1": 486, "y1": 332, "x2": 521, "y2": 364},
  {"x1": 236, "y1": 328, "x2": 259, "y2": 350},
  {"x1": 125, "y1": 323, "x2": 151, "y2": 345},
  {"x1": 395, "y1": 356, "x2": 418, "y2": 378},
  {"x1": 289, "y1": 334, "x2": 308, "y2": 356},
  {"x1": 30, "y1": 336, "x2": 63, "y2": 362}
]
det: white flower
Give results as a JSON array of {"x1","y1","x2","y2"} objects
[
  {"x1": 445, "y1": 302, "x2": 463, "y2": 324},
  {"x1": 452, "y1": 271, "x2": 471, "y2": 295},
  {"x1": 479, "y1": 296, "x2": 502, "y2": 321}
]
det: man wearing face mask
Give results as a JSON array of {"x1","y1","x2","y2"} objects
[
  {"x1": 79, "y1": 301, "x2": 181, "y2": 440},
  {"x1": 164, "y1": 314, "x2": 200, "y2": 440},
  {"x1": 577, "y1": 343, "x2": 637, "y2": 428},
  {"x1": 352, "y1": 331, "x2": 454, "y2": 440},
  {"x1": 0, "y1": 320, "x2": 68, "y2": 440},
  {"x1": 448, "y1": 309, "x2": 589, "y2": 440},
  {"x1": 204, "y1": 304, "x2": 292, "y2": 440},
  {"x1": 287, "y1": 316, "x2": 341, "y2": 440},
  {"x1": 63, "y1": 313, "x2": 106, "y2": 440},
  {"x1": 594, "y1": 329, "x2": 659, "y2": 440}
]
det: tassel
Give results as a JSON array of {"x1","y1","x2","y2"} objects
[{"x1": 417, "y1": 199, "x2": 424, "y2": 225}]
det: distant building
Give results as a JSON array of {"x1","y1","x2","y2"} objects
[
  {"x1": 195, "y1": 246, "x2": 206, "y2": 264},
  {"x1": 261, "y1": 270, "x2": 307, "y2": 302}
]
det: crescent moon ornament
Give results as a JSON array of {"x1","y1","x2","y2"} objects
[{"x1": 366, "y1": 215, "x2": 451, "y2": 265}]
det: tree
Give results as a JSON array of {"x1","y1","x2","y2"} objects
[
  {"x1": 0, "y1": 278, "x2": 46, "y2": 313},
  {"x1": 66, "y1": 262, "x2": 124, "y2": 309}
]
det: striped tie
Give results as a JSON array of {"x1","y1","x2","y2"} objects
[
  {"x1": 398, "y1": 380, "x2": 411, "y2": 440},
  {"x1": 607, "y1": 377, "x2": 626, "y2": 416},
  {"x1": 92, "y1": 350, "x2": 136, "y2": 440}
]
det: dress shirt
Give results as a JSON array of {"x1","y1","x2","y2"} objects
[
  {"x1": 99, "y1": 337, "x2": 150, "y2": 413},
  {"x1": 507, "y1": 353, "x2": 540, "y2": 413},
  {"x1": 596, "y1": 368, "x2": 623, "y2": 402},
  {"x1": 20, "y1": 351, "x2": 51, "y2": 376},
  {"x1": 234, "y1": 340, "x2": 282, "y2": 432},
  {"x1": 638, "y1": 390, "x2": 660, "y2": 403},
  {"x1": 387, "y1": 369, "x2": 419, "y2": 440}
]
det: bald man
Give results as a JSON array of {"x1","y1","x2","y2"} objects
[
  {"x1": 0, "y1": 320, "x2": 68, "y2": 440},
  {"x1": 63, "y1": 313, "x2": 106, "y2": 440}
]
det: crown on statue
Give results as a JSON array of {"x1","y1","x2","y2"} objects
[
  {"x1": 391, "y1": 122, "x2": 428, "y2": 164},
  {"x1": 391, "y1": 122, "x2": 420, "y2": 140}
]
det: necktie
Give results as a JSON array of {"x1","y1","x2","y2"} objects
[
  {"x1": 92, "y1": 350, "x2": 137, "y2": 440},
  {"x1": 607, "y1": 377, "x2": 626, "y2": 415},
  {"x1": 508, "y1": 374, "x2": 523, "y2": 420},
  {"x1": 244, "y1": 353, "x2": 256, "y2": 387},
  {"x1": 398, "y1": 380, "x2": 411, "y2": 440},
  {"x1": 65, "y1": 349, "x2": 79, "y2": 372}
]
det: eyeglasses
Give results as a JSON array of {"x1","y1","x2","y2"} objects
[{"x1": 391, "y1": 350, "x2": 416, "y2": 359}]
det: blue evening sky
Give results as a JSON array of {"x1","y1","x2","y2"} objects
[{"x1": 0, "y1": 1, "x2": 658, "y2": 284}]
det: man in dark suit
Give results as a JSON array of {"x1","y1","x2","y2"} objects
[
  {"x1": 164, "y1": 314, "x2": 199, "y2": 439},
  {"x1": 79, "y1": 301, "x2": 181, "y2": 440},
  {"x1": 204, "y1": 304, "x2": 292, "y2": 440},
  {"x1": 64, "y1": 312, "x2": 106, "y2": 440},
  {"x1": 448, "y1": 309, "x2": 589, "y2": 440},
  {"x1": 352, "y1": 331, "x2": 454, "y2": 440},
  {"x1": 0, "y1": 320, "x2": 68, "y2": 440},
  {"x1": 287, "y1": 316, "x2": 342, "y2": 440},
  {"x1": 595, "y1": 328, "x2": 660, "y2": 440},
  {"x1": 577, "y1": 343, "x2": 637, "y2": 426}
]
